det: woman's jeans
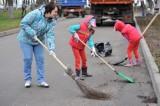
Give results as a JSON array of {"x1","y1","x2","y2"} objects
[{"x1": 20, "y1": 41, "x2": 45, "y2": 84}]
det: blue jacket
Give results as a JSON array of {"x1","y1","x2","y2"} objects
[{"x1": 17, "y1": 6, "x2": 56, "y2": 51}]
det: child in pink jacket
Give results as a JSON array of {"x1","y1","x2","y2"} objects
[{"x1": 114, "y1": 20, "x2": 143, "y2": 67}]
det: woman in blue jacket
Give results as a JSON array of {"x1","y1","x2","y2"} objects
[{"x1": 17, "y1": 2, "x2": 58, "y2": 88}]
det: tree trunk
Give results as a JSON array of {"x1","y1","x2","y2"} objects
[
  {"x1": 15, "y1": 0, "x2": 18, "y2": 8},
  {"x1": 50, "y1": 0, "x2": 55, "y2": 2},
  {"x1": 36, "y1": 0, "x2": 45, "y2": 7},
  {"x1": 2, "y1": 0, "x2": 5, "y2": 5},
  {"x1": 30, "y1": 0, "x2": 36, "y2": 10},
  {"x1": 8, "y1": 0, "x2": 14, "y2": 18},
  {"x1": 5, "y1": 0, "x2": 8, "y2": 9}
]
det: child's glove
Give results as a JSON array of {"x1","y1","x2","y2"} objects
[
  {"x1": 90, "y1": 29, "x2": 95, "y2": 35},
  {"x1": 91, "y1": 47, "x2": 97, "y2": 57},
  {"x1": 73, "y1": 33, "x2": 79, "y2": 42}
]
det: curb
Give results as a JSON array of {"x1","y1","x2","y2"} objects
[
  {"x1": 0, "y1": 17, "x2": 66, "y2": 37},
  {"x1": 0, "y1": 28, "x2": 19, "y2": 37},
  {"x1": 136, "y1": 20, "x2": 160, "y2": 105}
]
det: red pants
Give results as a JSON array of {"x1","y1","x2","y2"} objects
[
  {"x1": 72, "y1": 47, "x2": 87, "y2": 70},
  {"x1": 127, "y1": 40, "x2": 140, "y2": 61}
]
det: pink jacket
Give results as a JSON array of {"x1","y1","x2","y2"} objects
[{"x1": 114, "y1": 20, "x2": 142, "y2": 43}]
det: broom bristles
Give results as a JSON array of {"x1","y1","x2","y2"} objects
[
  {"x1": 76, "y1": 80, "x2": 110, "y2": 99},
  {"x1": 65, "y1": 67, "x2": 111, "y2": 99}
]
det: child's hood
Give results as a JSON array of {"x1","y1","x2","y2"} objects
[
  {"x1": 80, "y1": 15, "x2": 94, "y2": 26},
  {"x1": 114, "y1": 20, "x2": 125, "y2": 32}
]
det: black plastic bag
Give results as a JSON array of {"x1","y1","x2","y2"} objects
[{"x1": 95, "y1": 42, "x2": 112, "y2": 57}]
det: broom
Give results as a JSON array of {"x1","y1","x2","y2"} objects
[
  {"x1": 78, "y1": 39, "x2": 134, "y2": 83},
  {"x1": 36, "y1": 38, "x2": 110, "y2": 99}
]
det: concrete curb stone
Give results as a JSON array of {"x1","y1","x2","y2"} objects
[
  {"x1": 0, "y1": 28, "x2": 19, "y2": 37},
  {"x1": 0, "y1": 17, "x2": 65, "y2": 37},
  {"x1": 136, "y1": 20, "x2": 160, "y2": 106}
]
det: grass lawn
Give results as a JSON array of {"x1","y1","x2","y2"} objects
[{"x1": 0, "y1": 9, "x2": 21, "y2": 32}]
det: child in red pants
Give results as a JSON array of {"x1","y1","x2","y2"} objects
[
  {"x1": 114, "y1": 20, "x2": 143, "y2": 67},
  {"x1": 68, "y1": 15, "x2": 97, "y2": 79}
]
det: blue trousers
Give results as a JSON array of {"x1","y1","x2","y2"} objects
[{"x1": 19, "y1": 41, "x2": 45, "y2": 84}]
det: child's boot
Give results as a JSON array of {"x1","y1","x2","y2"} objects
[
  {"x1": 75, "y1": 69, "x2": 84, "y2": 80},
  {"x1": 75, "y1": 69, "x2": 80, "y2": 80},
  {"x1": 82, "y1": 67, "x2": 92, "y2": 77}
]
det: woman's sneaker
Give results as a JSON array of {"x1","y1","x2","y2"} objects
[
  {"x1": 25, "y1": 80, "x2": 31, "y2": 88},
  {"x1": 38, "y1": 81, "x2": 49, "y2": 88}
]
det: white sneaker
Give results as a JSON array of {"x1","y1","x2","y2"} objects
[
  {"x1": 38, "y1": 81, "x2": 49, "y2": 88},
  {"x1": 25, "y1": 80, "x2": 31, "y2": 88},
  {"x1": 134, "y1": 60, "x2": 142, "y2": 66},
  {"x1": 74, "y1": 75, "x2": 85, "y2": 80},
  {"x1": 124, "y1": 63, "x2": 133, "y2": 67}
]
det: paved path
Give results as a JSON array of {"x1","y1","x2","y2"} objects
[{"x1": 0, "y1": 17, "x2": 158, "y2": 106}]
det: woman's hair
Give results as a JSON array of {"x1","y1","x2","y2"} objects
[{"x1": 44, "y1": 2, "x2": 57, "y2": 14}]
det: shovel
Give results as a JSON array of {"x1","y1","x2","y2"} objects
[{"x1": 36, "y1": 38, "x2": 110, "y2": 99}]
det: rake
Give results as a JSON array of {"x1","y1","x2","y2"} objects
[{"x1": 36, "y1": 38, "x2": 110, "y2": 99}]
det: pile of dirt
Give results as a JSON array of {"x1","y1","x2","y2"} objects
[{"x1": 136, "y1": 15, "x2": 160, "y2": 70}]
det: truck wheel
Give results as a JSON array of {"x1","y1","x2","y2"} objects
[
  {"x1": 63, "y1": 13, "x2": 68, "y2": 17},
  {"x1": 130, "y1": 21, "x2": 136, "y2": 26},
  {"x1": 96, "y1": 23, "x2": 101, "y2": 26},
  {"x1": 96, "y1": 21, "x2": 102, "y2": 26},
  {"x1": 81, "y1": 12, "x2": 85, "y2": 18},
  {"x1": 81, "y1": 14, "x2": 85, "y2": 18}
]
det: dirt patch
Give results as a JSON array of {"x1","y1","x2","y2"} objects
[
  {"x1": 136, "y1": 15, "x2": 160, "y2": 70},
  {"x1": 137, "y1": 95, "x2": 157, "y2": 103}
]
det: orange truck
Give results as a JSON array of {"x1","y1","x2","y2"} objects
[{"x1": 89, "y1": 0, "x2": 135, "y2": 26}]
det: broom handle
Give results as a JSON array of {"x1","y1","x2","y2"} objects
[
  {"x1": 36, "y1": 38, "x2": 68, "y2": 70},
  {"x1": 141, "y1": 13, "x2": 159, "y2": 36},
  {"x1": 78, "y1": 39, "x2": 116, "y2": 71}
]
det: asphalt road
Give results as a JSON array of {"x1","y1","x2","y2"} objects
[{"x1": 0, "y1": 18, "x2": 157, "y2": 106}]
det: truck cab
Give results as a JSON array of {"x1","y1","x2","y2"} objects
[{"x1": 57, "y1": 0, "x2": 86, "y2": 17}]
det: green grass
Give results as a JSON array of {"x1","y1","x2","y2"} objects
[{"x1": 0, "y1": 9, "x2": 21, "y2": 32}]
